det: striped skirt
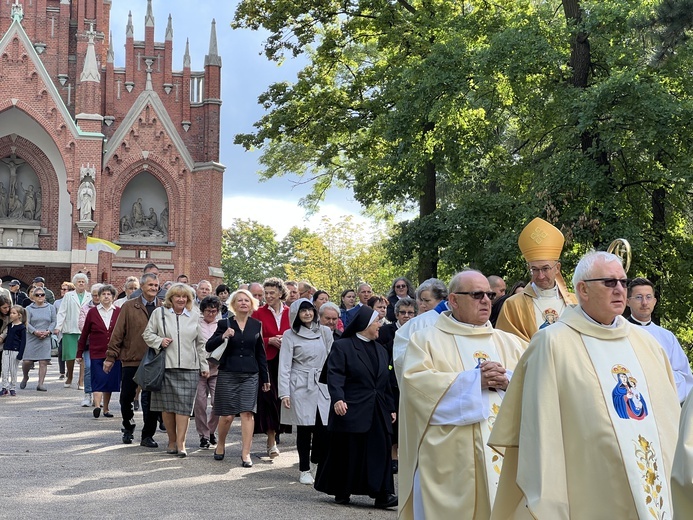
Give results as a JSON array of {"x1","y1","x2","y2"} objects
[
  {"x1": 151, "y1": 368, "x2": 198, "y2": 415},
  {"x1": 214, "y1": 371, "x2": 258, "y2": 417}
]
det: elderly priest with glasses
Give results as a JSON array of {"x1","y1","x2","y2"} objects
[
  {"x1": 489, "y1": 251, "x2": 680, "y2": 519},
  {"x1": 398, "y1": 270, "x2": 527, "y2": 519},
  {"x1": 496, "y1": 217, "x2": 578, "y2": 342}
]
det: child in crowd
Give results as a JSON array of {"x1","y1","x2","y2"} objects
[{"x1": 1, "y1": 305, "x2": 27, "y2": 396}]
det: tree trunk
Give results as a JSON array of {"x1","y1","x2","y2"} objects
[
  {"x1": 650, "y1": 187, "x2": 666, "y2": 325},
  {"x1": 417, "y1": 157, "x2": 437, "y2": 281}
]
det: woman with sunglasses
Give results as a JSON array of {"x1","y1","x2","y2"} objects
[
  {"x1": 20, "y1": 287, "x2": 56, "y2": 391},
  {"x1": 386, "y1": 277, "x2": 415, "y2": 322}
]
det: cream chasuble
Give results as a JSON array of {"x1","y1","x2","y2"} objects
[
  {"x1": 489, "y1": 306, "x2": 680, "y2": 520},
  {"x1": 495, "y1": 284, "x2": 577, "y2": 342},
  {"x1": 399, "y1": 312, "x2": 526, "y2": 520},
  {"x1": 672, "y1": 392, "x2": 693, "y2": 518}
]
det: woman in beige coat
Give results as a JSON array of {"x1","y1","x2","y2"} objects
[
  {"x1": 142, "y1": 283, "x2": 208, "y2": 457},
  {"x1": 279, "y1": 298, "x2": 332, "y2": 484}
]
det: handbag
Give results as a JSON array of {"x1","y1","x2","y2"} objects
[
  {"x1": 133, "y1": 307, "x2": 167, "y2": 391},
  {"x1": 50, "y1": 334, "x2": 59, "y2": 357},
  {"x1": 208, "y1": 317, "x2": 231, "y2": 363}
]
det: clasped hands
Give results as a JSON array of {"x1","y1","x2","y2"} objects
[{"x1": 480, "y1": 361, "x2": 509, "y2": 391}]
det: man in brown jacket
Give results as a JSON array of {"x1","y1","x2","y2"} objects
[{"x1": 104, "y1": 273, "x2": 161, "y2": 447}]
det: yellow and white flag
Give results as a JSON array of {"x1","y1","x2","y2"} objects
[{"x1": 86, "y1": 236, "x2": 121, "y2": 254}]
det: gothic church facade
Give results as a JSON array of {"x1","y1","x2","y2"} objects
[{"x1": 0, "y1": 0, "x2": 224, "y2": 290}]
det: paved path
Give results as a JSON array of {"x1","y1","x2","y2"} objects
[{"x1": 1, "y1": 363, "x2": 398, "y2": 519}]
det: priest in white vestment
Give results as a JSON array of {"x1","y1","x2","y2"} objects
[
  {"x1": 672, "y1": 391, "x2": 693, "y2": 517},
  {"x1": 489, "y1": 251, "x2": 681, "y2": 519},
  {"x1": 398, "y1": 270, "x2": 527, "y2": 520}
]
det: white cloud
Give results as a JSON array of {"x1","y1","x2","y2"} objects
[{"x1": 222, "y1": 195, "x2": 374, "y2": 239}]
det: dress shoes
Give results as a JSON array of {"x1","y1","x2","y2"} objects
[
  {"x1": 213, "y1": 450, "x2": 225, "y2": 461},
  {"x1": 140, "y1": 437, "x2": 158, "y2": 448},
  {"x1": 122, "y1": 431, "x2": 134, "y2": 444},
  {"x1": 374, "y1": 494, "x2": 398, "y2": 509},
  {"x1": 334, "y1": 496, "x2": 351, "y2": 505}
]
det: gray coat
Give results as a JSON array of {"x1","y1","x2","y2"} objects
[{"x1": 278, "y1": 299, "x2": 333, "y2": 426}]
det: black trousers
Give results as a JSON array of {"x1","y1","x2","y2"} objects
[
  {"x1": 296, "y1": 411, "x2": 327, "y2": 471},
  {"x1": 120, "y1": 365, "x2": 158, "y2": 439}
]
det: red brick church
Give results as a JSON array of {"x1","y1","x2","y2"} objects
[{"x1": 0, "y1": 0, "x2": 224, "y2": 291}]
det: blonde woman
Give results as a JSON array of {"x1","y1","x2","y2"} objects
[{"x1": 142, "y1": 283, "x2": 209, "y2": 457}]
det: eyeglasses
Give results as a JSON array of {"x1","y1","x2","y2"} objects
[
  {"x1": 203, "y1": 308, "x2": 219, "y2": 314},
  {"x1": 583, "y1": 278, "x2": 629, "y2": 288},
  {"x1": 628, "y1": 294, "x2": 655, "y2": 302},
  {"x1": 34, "y1": 293, "x2": 45, "y2": 297},
  {"x1": 528, "y1": 262, "x2": 559, "y2": 276},
  {"x1": 60, "y1": 288, "x2": 68, "y2": 291},
  {"x1": 395, "y1": 284, "x2": 407, "y2": 289},
  {"x1": 398, "y1": 310, "x2": 416, "y2": 316},
  {"x1": 453, "y1": 291, "x2": 496, "y2": 301}
]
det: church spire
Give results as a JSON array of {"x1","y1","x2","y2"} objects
[
  {"x1": 145, "y1": 0, "x2": 155, "y2": 28},
  {"x1": 126, "y1": 10, "x2": 134, "y2": 38},
  {"x1": 165, "y1": 14, "x2": 173, "y2": 41},
  {"x1": 107, "y1": 31, "x2": 114, "y2": 64},
  {"x1": 183, "y1": 38, "x2": 191, "y2": 68},
  {"x1": 80, "y1": 23, "x2": 101, "y2": 83},
  {"x1": 204, "y1": 19, "x2": 222, "y2": 67}
]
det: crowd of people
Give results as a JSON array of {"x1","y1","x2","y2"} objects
[{"x1": 2, "y1": 215, "x2": 693, "y2": 517}]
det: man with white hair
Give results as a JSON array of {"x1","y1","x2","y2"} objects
[
  {"x1": 490, "y1": 251, "x2": 680, "y2": 519},
  {"x1": 115, "y1": 277, "x2": 139, "y2": 308},
  {"x1": 398, "y1": 271, "x2": 526, "y2": 519}
]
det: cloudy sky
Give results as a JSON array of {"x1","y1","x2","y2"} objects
[{"x1": 109, "y1": 0, "x2": 369, "y2": 238}]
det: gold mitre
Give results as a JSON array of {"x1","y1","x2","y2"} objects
[{"x1": 518, "y1": 217, "x2": 565, "y2": 261}]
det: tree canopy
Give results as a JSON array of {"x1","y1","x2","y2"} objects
[{"x1": 232, "y1": 0, "x2": 693, "y2": 349}]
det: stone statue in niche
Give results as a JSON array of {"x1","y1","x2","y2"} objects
[
  {"x1": 78, "y1": 164, "x2": 96, "y2": 222},
  {"x1": 2, "y1": 157, "x2": 24, "y2": 198},
  {"x1": 132, "y1": 198, "x2": 144, "y2": 227},
  {"x1": 159, "y1": 202, "x2": 169, "y2": 237},
  {"x1": 0, "y1": 182, "x2": 7, "y2": 217},
  {"x1": 144, "y1": 207, "x2": 158, "y2": 229},
  {"x1": 0, "y1": 157, "x2": 40, "y2": 222},
  {"x1": 8, "y1": 192, "x2": 23, "y2": 219},
  {"x1": 120, "y1": 215, "x2": 131, "y2": 233},
  {"x1": 22, "y1": 184, "x2": 36, "y2": 219},
  {"x1": 119, "y1": 198, "x2": 168, "y2": 242}
]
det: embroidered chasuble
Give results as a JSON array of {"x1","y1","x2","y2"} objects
[
  {"x1": 488, "y1": 306, "x2": 680, "y2": 519},
  {"x1": 399, "y1": 312, "x2": 527, "y2": 520},
  {"x1": 672, "y1": 392, "x2": 693, "y2": 518},
  {"x1": 496, "y1": 284, "x2": 577, "y2": 342}
]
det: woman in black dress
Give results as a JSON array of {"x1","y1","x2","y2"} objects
[
  {"x1": 206, "y1": 289, "x2": 270, "y2": 467},
  {"x1": 314, "y1": 305, "x2": 398, "y2": 509}
]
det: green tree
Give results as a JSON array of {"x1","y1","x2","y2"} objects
[
  {"x1": 233, "y1": 0, "x2": 693, "y2": 351},
  {"x1": 221, "y1": 219, "x2": 285, "y2": 286}
]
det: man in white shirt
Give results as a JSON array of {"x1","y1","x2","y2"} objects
[{"x1": 627, "y1": 277, "x2": 693, "y2": 403}]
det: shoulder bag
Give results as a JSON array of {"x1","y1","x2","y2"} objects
[{"x1": 133, "y1": 307, "x2": 167, "y2": 392}]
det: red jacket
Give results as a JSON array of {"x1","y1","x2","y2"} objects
[
  {"x1": 77, "y1": 305, "x2": 121, "y2": 360},
  {"x1": 251, "y1": 304, "x2": 290, "y2": 361}
]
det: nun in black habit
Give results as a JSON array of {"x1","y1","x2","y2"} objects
[{"x1": 314, "y1": 305, "x2": 398, "y2": 509}]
